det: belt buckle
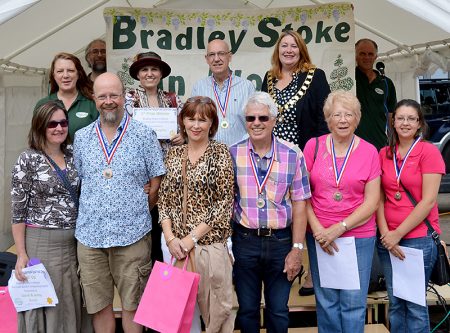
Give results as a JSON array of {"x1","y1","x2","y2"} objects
[{"x1": 257, "y1": 228, "x2": 272, "y2": 237}]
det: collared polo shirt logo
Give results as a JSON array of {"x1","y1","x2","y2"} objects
[
  {"x1": 76, "y1": 112, "x2": 89, "y2": 118},
  {"x1": 375, "y1": 88, "x2": 384, "y2": 95}
]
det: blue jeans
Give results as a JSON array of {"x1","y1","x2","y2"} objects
[
  {"x1": 232, "y1": 224, "x2": 292, "y2": 333},
  {"x1": 306, "y1": 233, "x2": 375, "y2": 333},
  {"x1": 377, "y1": 234, "x2": 437, "y2": 333}
]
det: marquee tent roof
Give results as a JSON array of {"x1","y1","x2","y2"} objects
[{"x1": 0, "y1": 0, "x2": 449, "y2": 75}]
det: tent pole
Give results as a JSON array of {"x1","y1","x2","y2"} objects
[{"x1": 2, "y1": 0, "x2": 111, "y2": 62}]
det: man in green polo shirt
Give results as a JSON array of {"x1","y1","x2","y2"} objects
[{"x1": 355, "y1": 38, "x2": 397, "y2": 151}]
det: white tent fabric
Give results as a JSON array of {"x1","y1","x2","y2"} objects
[{"x1": 0, "y1": 0, "x2": 449, "y2": 248}]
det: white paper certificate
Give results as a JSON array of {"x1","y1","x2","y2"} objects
[
  {"x1": 390, "y1": 246, "x2": 426, "y2": 307},
  {"x1": 132, "y1": 107, "x2": 178, "y2": 140},
  {"x1": 8, "y1": 264, "x2": 59, "y2": 312},
  {"x1": 316, "y1": 237, "x2": 360, "y2": 290}
]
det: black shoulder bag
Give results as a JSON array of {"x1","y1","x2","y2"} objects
[{"x1": 401, "y1": 182, "x2": 450, "y2": 286}]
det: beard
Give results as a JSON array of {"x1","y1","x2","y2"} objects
[
  {"x1": 92, "y1": 61, "x2": 106, "y2": 73},
  {"x1": 101, "y1": 110, "x2": 118, "y2": 124}
]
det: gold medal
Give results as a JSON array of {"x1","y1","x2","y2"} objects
[
  {"x1": 333, "y1": 191, "x2": 343, "y2": 201},
  {"x1": 103, "y1": 168, "x2": 113, "y2": 179},
  {"x1": 394, "y1": 191, "x2": 402, "y2": 201},
  {"x1": 221, "y1": 119, "x2": 229, "y2": 129},
  {"x1": 256, "y1": 198, "x2": 265, "y2": 208}
]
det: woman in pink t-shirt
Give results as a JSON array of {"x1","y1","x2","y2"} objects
[
  {"x1": 303, "y1": 90, "x2": 381, "y2": 333},
  {"x1": 377, "y1": 99, "x2": 445, "y2": 333}
]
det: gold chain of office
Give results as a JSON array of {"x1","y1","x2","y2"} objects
[{"x1": 267, "y1": 68, "x2": 316, "y2": 122}]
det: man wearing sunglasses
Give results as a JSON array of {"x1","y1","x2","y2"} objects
[
  {"x1": 192, "y1": 38, "x2": 255, "y2": 146},
  {"x1": 85, "y1": 39, "x2": 107, "y2": 82},
  {"x1": 230, "y1": 92, "x2": 311, "y2": 332}
]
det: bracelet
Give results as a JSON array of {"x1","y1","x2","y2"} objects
[
  {"x1": 341, "y1": 221, "x2": 348, "y2": 231},
  {"x1": 166, "y1": 235, "x2": 176, "y2": 246},
  {"x1": 190, "y1": 232, "x2": 198, "y2": 248}
]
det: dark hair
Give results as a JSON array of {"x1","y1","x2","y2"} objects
[
  {"x1": 85, "y1": 39, "x2": 106, "y2": 62},
  {"x1": 269, "y1": 30, "x2": 315, "y2": 79},
  {"x1": 28, "y1": 101, "x2": 70, "y2": 152},
  {"x1": 355, "y1": 38, "x2": 378, "y2": 52},
  {"x1": 49, "y1": 52, "x2": 93, "y2": 99},
  {"x1": 386, "y1": 99, "x2": 428, "y2": 159},
  {"x1": 178, "y1": 96, "x2": 219, "y2": 140}
]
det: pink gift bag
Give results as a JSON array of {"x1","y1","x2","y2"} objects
[
  {"x1": 0, "y1": 287, "x2": 17, "y2": 333},
  {"x1": 134, "y1": 257, "x2": 200, "y2": 333}
]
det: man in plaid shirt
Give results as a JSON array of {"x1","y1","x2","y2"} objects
[{"x1": 230, "y1": 92, "x2": 311, "y2": 333}]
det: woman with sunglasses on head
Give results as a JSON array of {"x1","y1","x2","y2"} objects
[
  {"x1": 303, "y1": 90, "x2": 381, "y2": 332},
  {"x1": 158, "y1": 97, "x2": 235, "y2": 332},
  {"x1": 377, "y1": 99, "x2": 445, "y2": 333},
  {"x1": 11, "y1": 101, "x2": 86, "y2": 333},
  {"x1": 35, "y1": 52, "x2": 98, "y2": 141}
]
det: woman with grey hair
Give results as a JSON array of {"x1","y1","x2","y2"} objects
[{"x1": 302, "y1": 90, "x2": 381, "y2": 332}]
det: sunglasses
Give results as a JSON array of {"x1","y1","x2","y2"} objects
[
  {"x1": 47, "y1": 120, "x2": 69, "y2": 129},
  {"x1": 245, "y1": 115, "x2": 271, "y2": 122},
  {"x1": 186, "y1": 96, "x2": 214, "y2": 104}
]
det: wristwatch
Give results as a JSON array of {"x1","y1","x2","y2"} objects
[
  {"x1": 341, "y1": 221, "x2": 349, "y2": 231},
  {"x1": 292, "y1": 243, "x2": 304, "y2": 250}
]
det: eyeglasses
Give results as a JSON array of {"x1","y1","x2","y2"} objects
[
  {"x1": 47, "y1": 120, "x2": 68, "y2": 128},
  {"x1": 95, "y1": 94, "x2": 122, "y2": 101},
  {"x1": 88, "y1": 49, "x2": 106, "y2": 56},
  {"x1": 394, "y1": 116, "x2": 419, "y2": 124},
  {"x1": 245, "y1": 115, "x2": 271, "y2": 122},
  {"x1": 186, "y1": 96, "x2": 214, "y2": 104},
  {"x1": 206, "y1": 51, "x2": 230, "y2": 60},
  {"x1": 331, "y1": 113, "x2": 355, "y2": 120}
]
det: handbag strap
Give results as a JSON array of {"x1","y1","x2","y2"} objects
[
  {"x1": 182, "y1": 148, "x2": 188, "y2": 228},
  {"x1": 43, "y1": 152, "x2": 79, "y2": 208},
  {"x1": 399, "y1": 181, "x2": 440, "y2": 245}
]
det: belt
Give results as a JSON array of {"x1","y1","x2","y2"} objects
[{"x1": 233, "y1": 222, "x2": 290, "y2": 237}]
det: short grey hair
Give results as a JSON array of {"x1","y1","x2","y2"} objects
[{"x1": 243, "y1": 92, "x2": 278, "y2": 117}]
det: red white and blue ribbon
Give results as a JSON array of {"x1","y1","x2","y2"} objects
[
  {"x1": 248, "y1": 138, "x2": 275, "y2": 194},
  {"x1": 393, "y1": 136, "x2": 421, "y2": 186},
  {"x1": 212, "y1": 74, "x2": 232, "y2": 120},
  {"x1": 95, "y1": 113, "x2": 130, "y2": 165},
  {"x1": 331, "y1": 135, "x2": 355, "y2": 188}
]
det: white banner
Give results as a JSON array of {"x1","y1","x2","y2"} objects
[{"x1": 105, "y1": 3, "x2": 355, "y2": 98}]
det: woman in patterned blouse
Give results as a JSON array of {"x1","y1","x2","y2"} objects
[
  {"x1": 11, "y1": 101, "x2": 86, "y2": 333},
  {"x1": 158, "y1": 97, "x2": 235, "y2": 332}
]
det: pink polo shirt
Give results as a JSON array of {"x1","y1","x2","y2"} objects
[
  {"x1": 304, "y1": 135, "x2": 381, "y2": 238},
  {"x1": 379, "y1": 141, "x2": 445, "y2": 238}
]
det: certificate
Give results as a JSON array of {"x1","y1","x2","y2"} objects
[
  {"x1": 8, "y1": 264, "x2": 59, "y2": 312},
  {"x1": 316, "y1": 237, "x2": 360, "y2": 290},
  {"x1": 390, "y1": 246, "x2": 426, "y2": 306},
  {"x1": 133, "y1": 107, "x2": 178, "y2": 140}
]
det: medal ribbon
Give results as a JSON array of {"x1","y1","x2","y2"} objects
[
  {"x1": 248, "y1": 138, "x2": 275, "y2": 194},
  {"x1": 95, "y1": 113, "x2": 130, "y2": 165},
  {"x1": 212, "y1": 74, "x2": 232, "y2": 120},
  {"x1": 393, "y1": 136, "x2": 421, "y2": 186},
  {"x1": 331, "y1": 135, "x2": 355, "y2": 188}
]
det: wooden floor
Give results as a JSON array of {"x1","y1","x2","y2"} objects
[{"x1": 252, "y1": 325, "x2": 389, "y2": 332}]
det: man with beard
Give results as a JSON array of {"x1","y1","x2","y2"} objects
[
  {"x1": 73, "y1": 72, "x2": 165, "y2": 333},
  {"x1": 85, "y1": 39, "x2": 107, "y2": 82}
]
